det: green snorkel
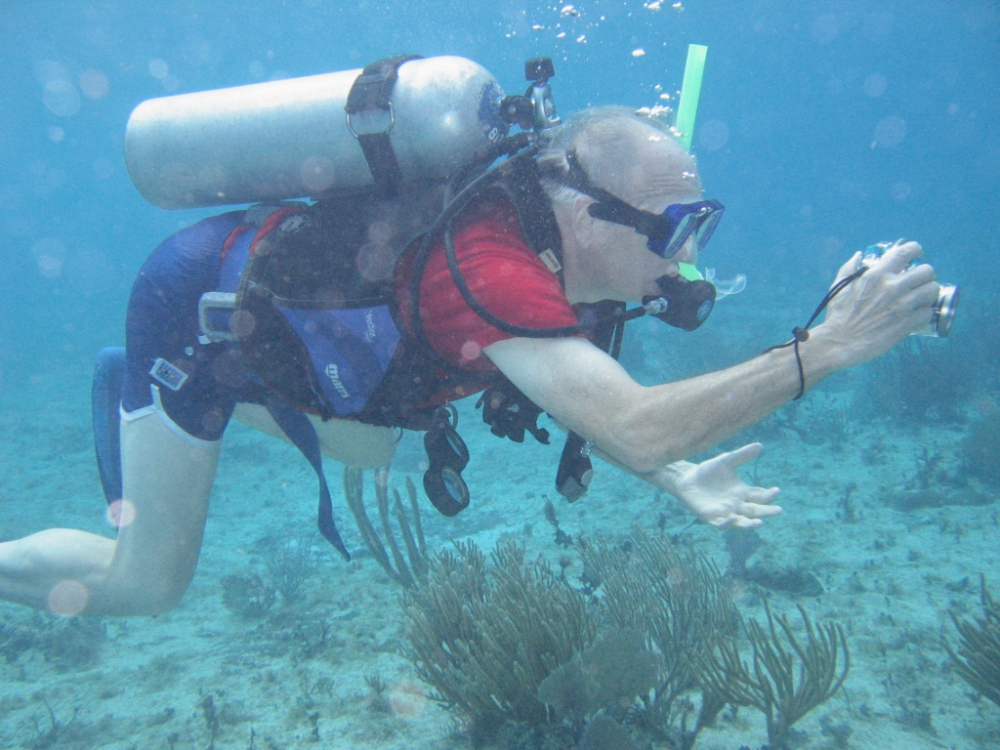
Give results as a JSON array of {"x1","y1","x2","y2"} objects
[
  {"x1": 674, "y1": 43, "x2": 708, "y2": 152},
  {"x1": 674, "y1": 43, "x2": 708, "y2": 281}
]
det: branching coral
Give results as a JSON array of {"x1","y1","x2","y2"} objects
[
  {"x1": 577, "y1": 529, "x2": 736, "y2": 747},
  {"x1": 263, "y1": 534, "x2": 318, "y2": 604},
  {"x1": 401, "y1": 541, "x2": 598, "y2": 736},
  {"x1": 699, "y1": 599, "x2": 849, "y2": 750},
  {"x1": 944, "y1": 575, "x2": 1000, "y2": 708},
  {"x1": 344, "y1": 467, "x2": 427, "y2": 588},
  {"x1": 221, "y1": 574, "x2": 275, "y2": 619},
  {"x1": 402, "y1": 529, "x2": 850, "y2": 750}
]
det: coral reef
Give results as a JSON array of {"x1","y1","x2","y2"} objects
[
  {"x1": 403, "y1": 528, "x2": 849, "y2": 749},
  {"x1": 699, "y1": 600, "x2": 849, "y2": 750},
  {"x1": 724, "y1": 528, "x2": 824, "y2": 597},
  {"x1": 944, "y1": 575, "x2": 1000, "y2": 708},
  {"x1": 577, "y1": 530, "x2": 735, "y2": 749},
  {"x1": 401, "y1": 540, "x2": 597, "y2": 742},
  {"x1": 30, "y1": 695, "x2": 81, "y2": 749},
  {"x1": 220, "y1": 574, "x2": 276, "y2": 619},
  {"x1": 263, "y1": 534, "x2": 319, "y2": 604},
  {"x1": 0, "y1": 613, "x2": 107, "y2": 672},
  {"x1": 743, "y1": 566, "x2": 825, "y2": 598},
  {"x1": 344, "y1": 467, "x2": 428, "y2": 588},
  {"x1": 536, "y1": 628, "x2": 659, "y2": 723}
]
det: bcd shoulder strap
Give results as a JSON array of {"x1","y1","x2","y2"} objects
[{"x1": 493, "y1": 154, "x2": 565, "y2": 285}]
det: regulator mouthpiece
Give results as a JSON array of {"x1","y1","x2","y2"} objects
[{"x1": 643, "y1": 273, "x2": 716, "y2": 331}]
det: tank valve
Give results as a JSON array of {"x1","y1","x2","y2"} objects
[{"x1": 500, "y1": 57, "x2": 560, "y2": 132}]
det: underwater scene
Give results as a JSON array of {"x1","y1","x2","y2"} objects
[{"x1": 1, "y1": 1, "x2": 998, "y2": 749}]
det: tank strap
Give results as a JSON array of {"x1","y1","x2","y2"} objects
[
  {"x1": 345, "y1": 55, "x2": 423, "y2": 199},
  {"x1": 494, "y1": 155, "x2": 566, "y2": 287}
]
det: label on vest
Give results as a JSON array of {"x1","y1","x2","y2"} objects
[
  {"x1": 324, "y1": 364, "x2": 351, "y2": 399},
  {"x1": 150, "y1": 357, "x2": 189, "y2": 391},
  {"x1": 277, "y1": 303, "x2": 401, "y2": 417}
]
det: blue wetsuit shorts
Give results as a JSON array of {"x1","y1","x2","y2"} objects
[{"x1": 122, "y1": 212, "x2": 264, "y2": 441}]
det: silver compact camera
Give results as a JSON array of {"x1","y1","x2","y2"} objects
[{"x1": 860, "y1": 240, "x2": 959, "y2": 338}]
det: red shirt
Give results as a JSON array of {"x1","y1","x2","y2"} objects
[{"x1": 394, "y1": 198, "x2": 577, "y2": 373}]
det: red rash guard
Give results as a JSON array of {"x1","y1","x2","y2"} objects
[{"x1": 394, "y1": 198, "x2": 578, "y2": 373}]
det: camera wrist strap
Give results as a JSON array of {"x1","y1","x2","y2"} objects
[{"x1": 765, "y1": 268, "x2": 866, "y2": 400}]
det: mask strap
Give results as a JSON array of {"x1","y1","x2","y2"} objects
[{"x1": 554, "y1": 150, "x2": 670, "y2": 241}]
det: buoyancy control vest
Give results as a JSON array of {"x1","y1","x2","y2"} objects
[
  {"x1": 200, "y1": 154, "x2": 566, "y2": 433},
  {"x1": 181, "y1": 156, "x2": 571, "y2": 555}
]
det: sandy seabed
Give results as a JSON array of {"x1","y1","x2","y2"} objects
[{"x1": 0, "y1": 358, "x2": 997, "y2": 750}]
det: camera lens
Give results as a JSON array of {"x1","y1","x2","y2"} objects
[{"x1": 932, "y1": 284, "x2": 959, "y2": 337}]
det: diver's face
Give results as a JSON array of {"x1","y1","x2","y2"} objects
[
  {"x1": 567, "y1": 130, "x2": 703, "y2": 303},
  {"x1": 590, "y1": 192, "x2": 702, "y2": 302},
  {"x1": 607, "y1": 138, "x2": 703, "y2": 300}
]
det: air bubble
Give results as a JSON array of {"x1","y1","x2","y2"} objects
[
  {"x1": 79, "y1": 69, "x2": 109, "y2": 99},
  {"x1": 48, "y1": 580, "x2": 89, "y2": 616},
  {"x1": 149, "y1": 59, "x2": 169, "y2": 80},
  {"x1": 43, "y1": 79, "x2": 81, "y2": 117}
]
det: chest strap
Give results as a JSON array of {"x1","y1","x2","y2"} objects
[{"x1": 196, "y1": 202, "x2": 351, "y2": 560}]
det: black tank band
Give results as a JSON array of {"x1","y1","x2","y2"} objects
[{"x1": 345, "y1": 55, "x2": 423, "y2": 198}]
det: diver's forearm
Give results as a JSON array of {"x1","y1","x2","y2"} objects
[{"x1": 611, "y1": 330, "x2": 840, "y2": 471}]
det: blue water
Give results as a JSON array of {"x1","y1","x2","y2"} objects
[{"x1": 1, "y1": 2, "x2": 998, "y2": 749}]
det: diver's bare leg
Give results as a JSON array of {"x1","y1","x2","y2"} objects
[{"x1": 0, "y1": 402, "x2": 219, "y2": 616}]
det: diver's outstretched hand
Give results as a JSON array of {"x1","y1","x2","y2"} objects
[{"x1": 665, "y1": 443, "x2": 781, "y2": 529}]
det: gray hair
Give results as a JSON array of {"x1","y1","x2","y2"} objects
[{"x1": 537, "y1": 106, "x2": 701, "y2": 210}]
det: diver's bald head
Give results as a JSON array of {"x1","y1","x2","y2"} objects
[{"x1": 540, "y1": 106, "x2": 702, "y2": 208}]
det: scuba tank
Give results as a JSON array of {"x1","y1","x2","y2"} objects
[{"x1": 125, "y1": 55, "x2": 508, "y2": 209}]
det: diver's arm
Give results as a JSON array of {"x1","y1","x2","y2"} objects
[
  {"x1": 486, "y1": 333, "x2": 808, "y2": 473},
  {"x1": 485, "y1": 242, "x2": 939, "y2": 474}
]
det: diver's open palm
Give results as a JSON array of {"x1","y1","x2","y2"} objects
[{"x1": 671, "y1": 443, "x2": 782, "y2": 529}]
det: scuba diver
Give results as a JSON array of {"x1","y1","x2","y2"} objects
[{"x1": 0, "y1": 56, "x2": 942, "y2": 617}]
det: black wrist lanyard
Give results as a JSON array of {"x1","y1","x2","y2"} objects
[{"x1": 765, "y1": 267, "x2": 866, "y2": 399}]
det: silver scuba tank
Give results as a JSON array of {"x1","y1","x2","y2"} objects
[{"x1": 125, "y1": 56, "x2": 507, "y2": 210}]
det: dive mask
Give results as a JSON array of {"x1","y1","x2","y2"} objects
[{"x1": 557, "y1": 150, "x2": 725, "y2": 259}]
